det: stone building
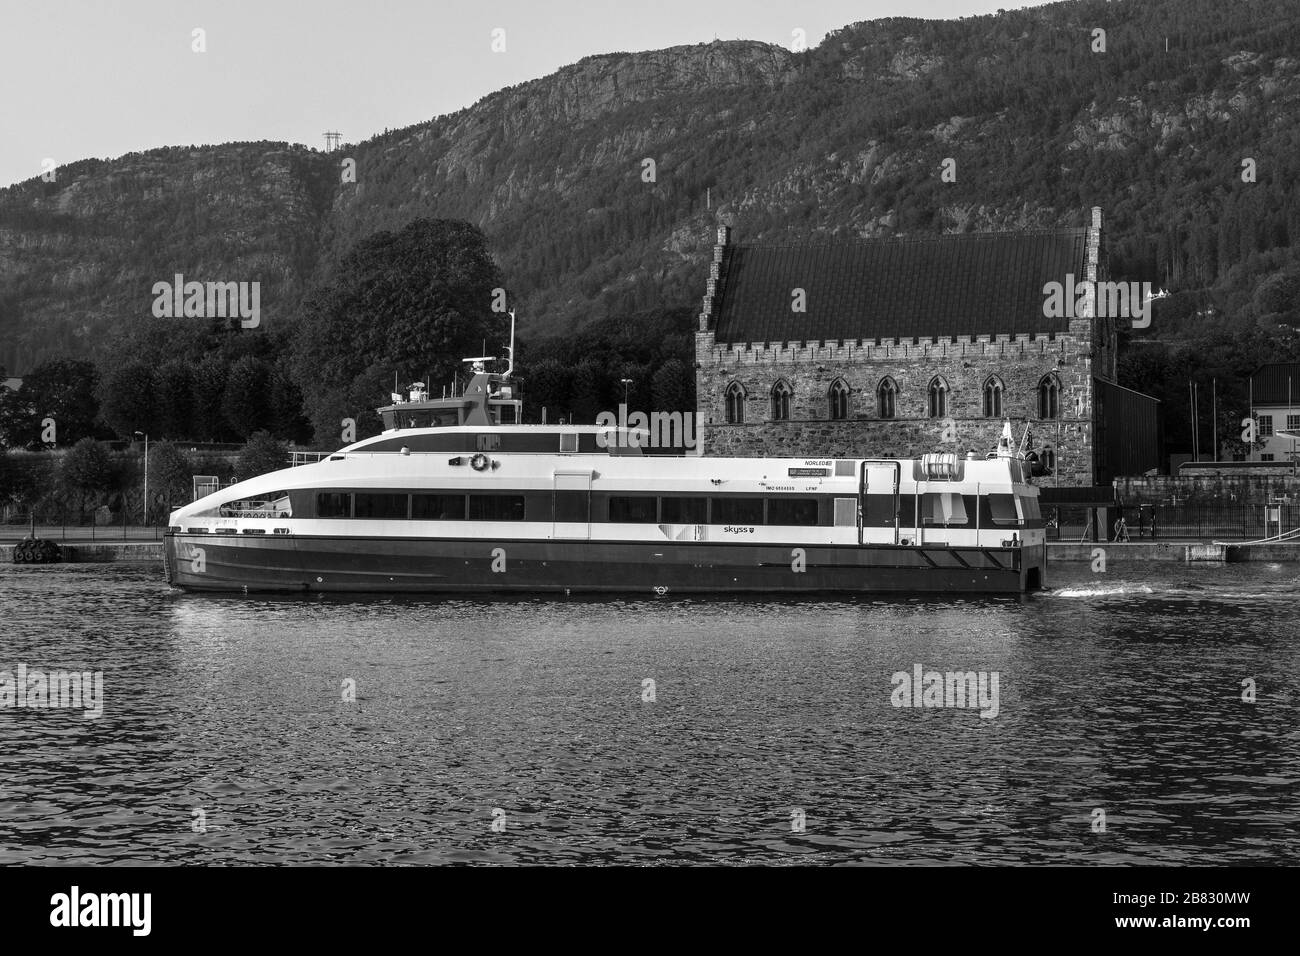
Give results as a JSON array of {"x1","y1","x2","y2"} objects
[{"x1": 694, "y1": 208, "x2": 1160, "y2": 487}]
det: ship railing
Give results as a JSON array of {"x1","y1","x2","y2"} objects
[{"x1": 287, "y1": 451, "x2": 332, "y2": 467}]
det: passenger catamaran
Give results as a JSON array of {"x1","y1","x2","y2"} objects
[{"x1": 165, "y1": 336, "x2": 1047, "y2": 594}]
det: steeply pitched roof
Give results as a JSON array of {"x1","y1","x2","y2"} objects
[
  {"x1": 709, "y1": 228, "x2": 1090, "y2": 344},
  {"x1": 1252, "y1": 363, "x2": 1300, "y2": 406}
]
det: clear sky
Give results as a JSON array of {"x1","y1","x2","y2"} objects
[{"x1": 0, "y1": 0, "x2": 1055, "y2": 189}]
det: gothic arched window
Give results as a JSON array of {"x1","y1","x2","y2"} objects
[
  {"x1": 771, "y1": 379, "x2": 792, "y2": 421},
  {"x1": 877, "y1": 377, "x2": 898, "y2": 419},
  {"x1": 828, "y1": 379, "x2": 850, "y2": 421},
  {"x1": 1038, "y1": 375, "x2": 1061, "y2": 420},
  {"x1": 928, "y1": 376, "x2": 949, "y2": 419},
  {"x1": 724, "y1": 381, "x2": 745, "y2": 424},
  {"x1": 983, "y1": 376, "x2": 1004, "y2": 418}
]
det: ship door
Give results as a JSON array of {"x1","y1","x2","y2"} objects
[
  {"x1": 860, "y1": 461, "x2": 901, "y2": 546},
  {"x1": 552, "y1": 471, "x2": 593, "y2": 540}
]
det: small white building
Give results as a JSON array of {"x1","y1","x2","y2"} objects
[{"x1": 1248, "y1": 363, "x2": 1300, "y2": 464}]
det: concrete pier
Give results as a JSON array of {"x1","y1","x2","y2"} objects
[
  {"x1": 1047, "y1": 542, "x2": 1300, "y2": 563},
  {"x1": 3, "y1": 542, "x2": 163, "y2": 563}
]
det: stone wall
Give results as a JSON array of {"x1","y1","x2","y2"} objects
[
  {"x1": 695, "y1": 330, "x2": 1098, "y2": 484},
  {"x1": 1114, "y1": 474, "x2": 1300, "y2": 505}
]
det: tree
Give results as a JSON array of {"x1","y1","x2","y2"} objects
[
  {"x1": 60, "y1": 438, "x2": 114, "y2": 518},
  {"x1": 0, "y1": 452, "x2": 56, "y2": 516},
  {"x1": 569, "y1": 359, "x2": 609, "y2": 424},
  {"x1": 222, "y1": 355, "x2": 272, "y2": 439},
  {"x1": 236, "y1": 430, "x2": 288, "y2": 478},
  {"x1": 154, "y1": 361, "x2": 195, "y2": 439},
  {"x1": 1253, "y1": 268, "x2": 1300, "y2": 323},
  {"x1": 520, "y1": 359, "x2": 571, "y2": 422},
  {"x1": 146, "y1": 441, "x2": 195, "y2": 518},
  {"x1": 0, "y1": 359, "x2": 102, "y2": 449},
  {"x1": 651, "y1": 358, "x2": 694, "y2": 413},
  {"x1": 99, "y1": 361, "x2": 158, "y2": 437},
  {"x1": 190, "y1": 352, "x2": 229, "y2": 442},
  {"x1": 290, "y1": 218, "x2": 507, "y2": 444},
  {"x1": 267, "y1": 361, "x2": 310, "y2": 444}
]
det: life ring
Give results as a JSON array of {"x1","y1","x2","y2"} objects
[{"x1": 470, "y1": 453, "x2": 490, "y2": 471}]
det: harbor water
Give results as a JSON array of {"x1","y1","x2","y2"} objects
[{"x1": 1, "y1": 562, "x2": 1297, "y2": 865}]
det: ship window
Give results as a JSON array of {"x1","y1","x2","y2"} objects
[
  {"x1": 554, "y1": 490, "x2": 590, "y2": 523},
  {"x1": 219, "y1": 492, "x2": 292, "y2": 518},
  {"x1": 468, "y1": 494, "x2": 525, "y2": 521},
  {"x1": 316, "y1": 492, "x2": 352, "y2": 518},
  {"x1": 412, "y1": 494, "x2": 466, "y2": 520},
  {"x1": 921, "y1": 493, "x2": 968, "y2": 526},
  {"x1": 559, "y1": 433, "x2": 579, "y2": 453},
  {"x1": 1020, "y1": 496, "x2": 1042, "y2": 521},
  {"x1": 608, "y1": 496, "x2": 658, "y2": 523},
  {"x1": 988, "y1": 494, "x2": 1020, "y2": 525},
  {"x1": 476, "y1": 434, "x2": 501, "y2": 451},
  {"x1": 767, "y1": 498, "x2": 818, "y2": 526},
  {"x1": 660, "y1": 496, "x2": 707, "y2": 524},
  {"x1": 711, "y1": 497, "x2": 764, "y2": 525},
  {"x1": 354, "y1": 493, "x2": 409, "y2": 519}
]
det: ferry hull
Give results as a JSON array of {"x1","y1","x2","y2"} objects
[{"x1": 164, "y1": 533, "x2": 1045, "y2": 594}]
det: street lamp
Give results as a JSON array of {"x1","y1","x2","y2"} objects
[
  {"x1": 620, "y1": 378, "x2": 633, "y2": 406},
  {"x1": 133, "y1": 431, "x2": 149, "y2": 527}
]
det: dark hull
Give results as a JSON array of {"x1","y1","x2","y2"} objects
[{"x1": 164, "y1": 533, "x2": 1046, "y2": 594}]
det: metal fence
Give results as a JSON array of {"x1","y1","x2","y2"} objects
[
  {"x1": 1047, "y1": 503, "x2": 1299, "y2": 542},
  {"x1": 0, "y1": 510, "x2": 168, "y2": 543}
]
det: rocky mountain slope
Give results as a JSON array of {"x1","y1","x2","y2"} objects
[{"x1": 3, "y1": 0, "x2": 1298, "y2": 374}]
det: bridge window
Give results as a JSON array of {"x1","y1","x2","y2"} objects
[
  {"x1": 988, "y1": 494, "x2": 1020, "y2": 525},
  {"x1": 921, "y1": 492, "x2": 969, "y2": 526}
]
